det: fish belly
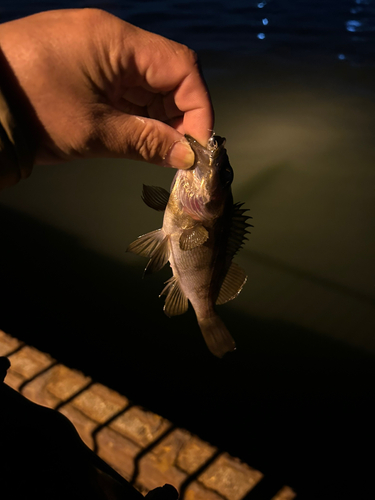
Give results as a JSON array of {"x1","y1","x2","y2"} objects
[{"x1": 169, "y1": 233, "x2": 216, "y2": 318}]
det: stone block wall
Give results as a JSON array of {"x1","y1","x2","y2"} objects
[{"x1": 0, "y1": 330, "x2": 296, "y2": 500}]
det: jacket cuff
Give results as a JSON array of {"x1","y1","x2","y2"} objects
[{"x1": 0, "y1": 82, "x2": 34, "y2": 189}]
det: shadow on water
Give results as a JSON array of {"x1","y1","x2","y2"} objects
[{"x1": 1, "y1": 204, "x2": 374, "y2": 499}]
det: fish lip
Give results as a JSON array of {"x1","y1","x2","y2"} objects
[
  {"x1": 185, "y1": 134, "x2": 226, "y2": 166},
  {"x1": 184, "y1": 135, "x2": 209, "y2": 160}
]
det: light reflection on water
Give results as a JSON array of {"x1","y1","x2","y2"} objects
[{"x1": 346, "y1": 19, "x2": 363, "y2": 31}]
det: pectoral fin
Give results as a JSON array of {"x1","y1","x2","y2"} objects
[
  {"x1": 142, "y1": 185, "x2": 170, "y2": 211},
  {"x1": 160, "y1": 276, "x2": 188, "y2": 317},
  {"x1": 216, "y1": 262, "x2": 247, "y2": 305},
  {"x1": 179, "y1": 224, "x2": 209, "y2": 251}
]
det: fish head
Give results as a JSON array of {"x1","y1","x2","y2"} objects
[
  {"x1": 186, "y1": 134, "x2": 234, "y2": 194},
  {"x1": 173, "y1": 134, "x2": 234, "y2": 220}
]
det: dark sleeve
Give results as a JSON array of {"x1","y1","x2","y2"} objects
[{"x1": 0, "y1": 71, "x2": 34, "y2": 190}]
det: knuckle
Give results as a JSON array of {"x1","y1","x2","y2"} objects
[
  {"x1": 79, "y1": 7, "x2": 108, "y2": 22},
  {"x1": 187, "y1": 47, "x2": 198, "y2": 64},
  {"x1": 135, "y1": 121, "x2": 163, "y2": 162},
  {"x1": 178, "y1": 44, "x2": 198, "y2": 66},
  {"x1": 74, "y1": 7, "x2": 114, "y2": 30}
]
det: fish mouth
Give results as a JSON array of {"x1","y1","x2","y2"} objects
[
  {"x1": 185, "y1": 134, "x2": 227, "y2": 165},
  {"x1": 178, "y1": 134, "x2": 232, "y2": 215}
]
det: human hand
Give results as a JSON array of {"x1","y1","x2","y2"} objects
[{"x1": 0, "y1": 8, "x2": 214, "y2": 171}]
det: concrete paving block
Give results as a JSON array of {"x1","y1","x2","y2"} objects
[
  {"x1": 177, "y1": 435, "x2": 218, "y2": 474},
  {"x1": 0, "y1": 330, "x2": 23, "y2": 355},
  {"x1": 110, "y1": 405, "x2": 172, "y2": 447},
  {"x1": 198, "y1": 453, "x2": 263, "y2": 500},
  {"x1": 8, "y1": 345, "x2": 54, "y2": 379},
  {"x1": 72, "y1": 382, "x2": 129, "y2": 424}
]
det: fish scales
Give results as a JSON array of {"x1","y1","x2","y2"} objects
[
  {"x1": 170, "y1": 231, "x2": 219, "y2": 303},
  {"x1": 127, "y1": 134, "x2": 251, "y2": 357}
]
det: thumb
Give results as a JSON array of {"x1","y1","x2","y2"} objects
[{"x1": 103, "y1": 114, "x2": 195, "y2": 169}]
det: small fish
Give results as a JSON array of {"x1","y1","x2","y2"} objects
[{"x1": 127, "y1": 135, "x2": 251, "y2": 357}]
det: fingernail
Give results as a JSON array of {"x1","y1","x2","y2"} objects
[{"x1": 164, "y1": 140, "x2": 195, "y2": 169}]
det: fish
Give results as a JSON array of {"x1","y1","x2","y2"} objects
[{"x1": 127, "y1": 134, "x2": 251, "y2": 357}]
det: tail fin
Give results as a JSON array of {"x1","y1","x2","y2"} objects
[{"x1": 198, "y1": 315, "x2": 236, "y2": 358}]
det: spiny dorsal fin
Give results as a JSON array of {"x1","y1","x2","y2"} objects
[
  {"x1": 142, "y1": 185, "x2": 170, "y2": 211},
  {"x1": 145, "y1": 234, "x2": 170, "y2": 275},
  {"x1": 180, "y1": 224, "x2": 209, "y2": 251},
  {"x1": 160, "y1": 276, "x2": 189, "y2": 317},
  {"x1": 216, "y1": 262, "x2": 248, "y2": 305},
  {"x1": 226, "y1": 202, "x2": 252, "y2": 258},
  {"x1": 127, "y1": 229, "x2": 164, "y2": 257}
]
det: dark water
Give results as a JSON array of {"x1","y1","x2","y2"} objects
[
  {"x1": 1, "y1": 0, "x2": 375, "y2": 65},
  {"x1": 1, "y1": 2, "x2": 375, "y2": 499},
  {"x1": 1, "y1": 205, "x2": 374, "y2": 500}
]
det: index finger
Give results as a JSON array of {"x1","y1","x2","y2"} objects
[
  {"x1": 173, "y1": 61, "x2": 214, "y2": 147},
  {"x1": 123, "y1": 26, "x2": 214, "y2": 146}
]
